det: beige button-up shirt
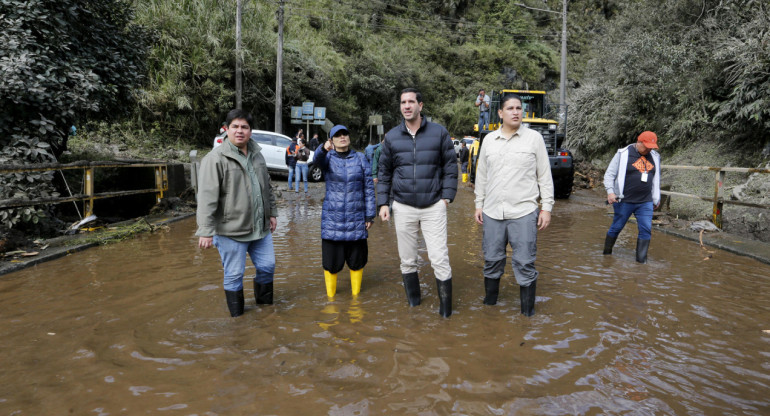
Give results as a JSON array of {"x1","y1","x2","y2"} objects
[{"x1": 474, "y1": 126, "x2": 554, "y2": 220}]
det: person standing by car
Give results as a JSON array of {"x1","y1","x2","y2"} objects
[
  {"x1": 377, "y1": 88, "x2": 458, "y2": 317},
  {"x1": 285, "y1": 134, "x2": 298, "y2": 190},
  {"x1": 473, "y1": 93, "x2": 554, "y2": 317},
  {"x1": 475, "y1": 89, "x2": 491, "y2": 131},
  {"x1": 308, "y1": 133, "x2": 320, "y2": 151},
  {"x1": 196, "y1": 109, "x2": 278, "y2": 317},
  {"x1": 294, "y1": 139, "x2": 311, "y2": 195},
  {"x1": 602, "y1": 131, "x2": 661, "y2": 264},
  {"x1": 314, "y1": 125, "x2": 376, "y2": 298},
  {"x1": 458, "y1": 141, "x2": 470, "y2": 183}
]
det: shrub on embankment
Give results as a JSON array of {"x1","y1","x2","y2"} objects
[{"x1": 565, "y1": 0, "x2": 770, "y2": 242}]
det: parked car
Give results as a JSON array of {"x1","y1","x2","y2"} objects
[{"x1": 213, "y1": 130, "x2": 323, "y2": 181}]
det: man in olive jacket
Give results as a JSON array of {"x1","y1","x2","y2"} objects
[
  {"x1": 196, "y1": 109, "x2": 278, "y2": 317},
  {"x1": 377, "y1": 88, "x2": 458, "y2": 317}
]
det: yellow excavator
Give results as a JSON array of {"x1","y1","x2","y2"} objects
[{"x1": 468, "y1": 89, "x2": 574, "y2": 198}]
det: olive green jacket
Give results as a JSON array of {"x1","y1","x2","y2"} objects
[{"x1": 195, "y1": 141, "x2": 277, "y2": 238}]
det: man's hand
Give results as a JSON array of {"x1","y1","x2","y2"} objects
[
  {"x1": 474, "y1": 208, "x2": 483, "y2": 225},
  {"x1": 607, "y1": 193, "x2": 618, "y2": 204},
  {"x1": 538, "y1": 210, "x2": 551, "y2": 230},
  {"x1": 365, "y1": 221, "x2": 372, "y2": 230},
  {"x1": 269, "y1": 217, "x2": 277, "y2": 233},
  {"x1": 373, "y1": 178, "x2": 378, "y2": 184},
  {"x1": 324, "y1": 139, "x2": 333, "y2": 151},
  {"x1": 379, "y1": 205, "x2": 390, "y2": 222},
  {"x1": 198, "y1": 236, "x2": 213, "y2": 249}
]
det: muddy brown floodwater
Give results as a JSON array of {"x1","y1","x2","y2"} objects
[{"x1": 1, "y1": 184, "x2": 769, "y2": 415}]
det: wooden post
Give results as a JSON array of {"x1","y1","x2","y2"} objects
[
  {"x1": 84, "y1": 167, "x2": 94, "y2": 218},
  {"x1": 712, "y1": 169, "x2": 725, "y2": 228}
]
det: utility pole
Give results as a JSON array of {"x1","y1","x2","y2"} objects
[
  {"x1": 274, "y1": 0, "x2": 285, "y2": 133},
  {"x1": 559, "y1": 0, "x2": 567, "y2": 107},
  {"x1": 235, "y1": 0, "x2": 242, "y2": 109},
  {"x1": 515, "y1": 2, "x2": 567, "y2": 105}
]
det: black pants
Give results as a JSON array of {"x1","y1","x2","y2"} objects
[{"x1": 322, "y1": 239, "x2": 368, "y2": 274}]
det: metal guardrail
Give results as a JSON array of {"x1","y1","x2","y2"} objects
[
  {"x1": 0, "y1": 161, "x2": 169, "y2": 218},
  {"x1": 660, "y1": 164, "x2": 770, "y2": 229}
]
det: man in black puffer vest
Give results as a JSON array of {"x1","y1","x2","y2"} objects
[{"x1": 376, "y1": 88, "x2": 458, "y2": 317}]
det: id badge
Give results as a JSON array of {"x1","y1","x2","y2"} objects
[{"x1": 641, "y1": 172, "x2": 648, "y2": 183}]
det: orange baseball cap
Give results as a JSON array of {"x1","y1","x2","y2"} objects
[{"x1": 637, "y1": 131, "x2": 658, "y2": 149}]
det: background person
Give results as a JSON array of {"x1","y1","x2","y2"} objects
[
  {"x1": 475, "y1": 89, "x2": 491, "y2": 131},
  {"x1": 285, "y1": 133, "x2": 298, "y2": 190},
  {"x1": 196, "y1": 109, "x2": 278, "y2": 317},
  {"x1": 602, "y1": 131, "x2": 661, "y2": 263},
  {"x1": 377, "y1": 88, "x2": 458, "y2": 318},
  {"x1": 294, "y1": 139, "x2": 310, "y2": 195},
  {"x1": 308, "y1": 133, "x2": 320, "y2": 151},
  {"x1": 314, "y1": 125, "x2": 376, "y2": 298},
  {"x1": 473, "y1": 93, "x2": 554, "y2": 317},
  {"x1": 458, "y1": 141, "x2": 470, "y2": 182}
]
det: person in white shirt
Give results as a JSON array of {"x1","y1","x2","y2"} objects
[{"x1": 473, "y1": 93, "x2": 554, "y2": 317}]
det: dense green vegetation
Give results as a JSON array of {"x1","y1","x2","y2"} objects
[
  {"x1": 127, "y1": 0, "x2": 578, "y2": 148},
  {"x1": 2, "y1": 0, "x2": 769, "y2": 231},
  {"x1": 567, "y1": 0, "x2": 770, "y2": 158}
]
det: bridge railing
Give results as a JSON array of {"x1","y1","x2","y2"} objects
[
  {"x1": 660, "y1": 165, "x2": 770, "y2": 228},
  {"x1": 0, "y1": 161, "x2": 168, "y2": 218}
]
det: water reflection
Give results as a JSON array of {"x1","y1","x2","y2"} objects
[{"x1": 1, "y1": 186, "x2": 769, "y2": 415}]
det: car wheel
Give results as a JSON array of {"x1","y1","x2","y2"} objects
[{"x1": 309, "y1": 164, "x2": 323, "y2": 182}]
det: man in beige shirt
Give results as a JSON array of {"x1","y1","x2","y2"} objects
[{"x1": 473, "y1": 93, "x2": 554, "y2": 317}]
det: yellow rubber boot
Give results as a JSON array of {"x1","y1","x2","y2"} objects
[
  {"x1": 462, "y1": 173, "x2": 468, "y2": 183},
  {"x1": 350, "y1": 269, "x2": 363, "y2": 296},
  {"x1": 324, "y1": 270, "x2": 337, "y2": 298}
]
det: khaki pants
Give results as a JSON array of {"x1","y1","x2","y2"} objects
[{"x1": 392, "y1": 200, "x2": 452, "y2": 281}]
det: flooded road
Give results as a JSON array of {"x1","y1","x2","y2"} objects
[{"x1": 2, "y1": 184, "x2": 769, "y2": 415}]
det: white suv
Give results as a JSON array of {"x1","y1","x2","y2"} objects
[{"x1": 213, "y1": 130, "x2": 323, "y2": 181}]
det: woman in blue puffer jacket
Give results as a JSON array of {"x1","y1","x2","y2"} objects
[{"x1": 314, "y1": 125, "x2": 376, "y2": 298}]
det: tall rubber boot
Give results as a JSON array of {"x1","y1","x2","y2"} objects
[
  {"x1": 603, "y1": 235, "x2": 617, "y2": 255},
  {"x1": 224, "y1": 290, "x2": 244, "y2": 317},
  {"x1": 402, "y1": 272, "x2": 421, "y2": 306},
  {"x1": 636, "y1": 238, "x2": 651, "y2": 264},
  {"x1": 254, "y1": 281, "x2": 273, "y2": 305},
  {"x1": 483, "y1": 277, "x2": 500, "y2": 305},
  {"x1": 436, "y1": 278, "x2": 452, "y2": 318},
  {"x1": 324, "y1": 270, "x2": 337, "y2": 298},
  {"x1": 350, "y1": 269, "x2": 363, "y2": 296},
  {"x1": 519, "y1": 280, "x2": 537, "y2": 317}
]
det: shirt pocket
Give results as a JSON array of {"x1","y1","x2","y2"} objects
[{"x1": 488, "y1": 149, "x2": 536, "y2": 171}]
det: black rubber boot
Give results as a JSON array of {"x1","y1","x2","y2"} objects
[
  {"x1": 603, "y1": 235, "x2": 617, "y2": 255},
  {"x1": 483, "y1": 277, "x2": 500, "y2": 305},
  {"x1": 636, "y1": 238, "x2": 651, "y2": 264},
  {"x1": 519, "y1": 280, "x2": 537, "y2": 317},
  {"x1": 224, "y1": 290, "x2": 244, "y2": 317},
  {"x1": 402, "y1": 272, "x2": 421, "y2": 306},
  {"x1": 254, "y1": 281, "x2": 273, "y2": 305},
  {"x1": 436, "y1": 278, "x2": 452, "y2": 318}
]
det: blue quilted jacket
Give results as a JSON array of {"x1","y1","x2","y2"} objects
[{"x1": 314, "y1": 147, "x2": 376, "y2": 241}]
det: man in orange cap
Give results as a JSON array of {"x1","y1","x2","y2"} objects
[{"x1": 602, "y1": 131, "x2": 661, "y2": 263}]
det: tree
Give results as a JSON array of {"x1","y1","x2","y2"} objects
[
  {"x1": 0, "y1": 0, "x2": 151, "y2": 156},
  {"x1": 0, "y1": 0, "x2": 150, "y2": 228}
]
